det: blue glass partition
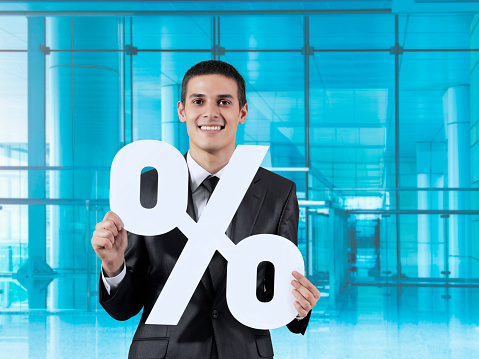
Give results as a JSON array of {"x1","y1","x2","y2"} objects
[{"x1": 1, "y1": 6, "x2": 479, "y2": 358}]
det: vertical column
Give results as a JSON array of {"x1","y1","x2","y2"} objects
[
  {"x1": 470, "y1": 15, "x2": 479, "y2": 279},
  {"x1": 328, "y1": 208, "x2": 347, "y2": 311},
  {"x1": 328, "y1": 208, "x2": 336, "y2": 311},
  {"x1": 47, "y1": 17, "x2": 121, "y2": 309},
  {"x1": 48, "y1": 17, "x2": 74, "y2": 275},
  {"x1": 416, "y1": 142, "x2": 445, "y2": 278},
  {"x1": 304, "y1": 16, "x2": 311, "y2": 279},
  {"x1": 26, "y1": 17, "x2": 48, "y2": 310},
  {"x1": 394, "y1": 14, "x2": 402, "y2": 279},
  {"x1": 443, "y1": 85, "x2": 471, "y2": 278}
]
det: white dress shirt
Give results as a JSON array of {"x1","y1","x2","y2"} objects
[{"x1": 102, "y1": 151, "x2": 226, "y2": 295}]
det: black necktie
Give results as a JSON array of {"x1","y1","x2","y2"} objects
[
  {"x1": 201, "y1": 176, "x2": 219, "y2": 200},
  {"x1": 201, "y1": 175, "x2": 227, "y2": 294}
]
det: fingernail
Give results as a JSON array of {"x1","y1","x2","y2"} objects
[{"x1": 292, "y1": 271, "x2": 298, "y2": 276}]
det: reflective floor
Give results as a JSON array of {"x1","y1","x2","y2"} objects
[{"x1": 1, "y1": 286, "x2": 479, "y2": 359}]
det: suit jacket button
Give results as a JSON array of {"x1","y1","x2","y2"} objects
[{"x1": 212, "y1": 310, "x2": 219, "y2": 319}]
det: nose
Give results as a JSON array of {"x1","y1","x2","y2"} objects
[{"x1": 203, "y1": 101, "x2": 220, "y2": 119}]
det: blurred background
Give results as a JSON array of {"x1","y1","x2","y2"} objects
[{"x1": 1, "y1": 0, "x2": 479, "y2": 358}]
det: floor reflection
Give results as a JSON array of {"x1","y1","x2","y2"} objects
[{"x1": 1, "y1": 286, "x2": 479, "y2": 358}]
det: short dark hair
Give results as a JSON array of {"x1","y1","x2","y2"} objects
[{"x1": 180, "y1": 60, "x2": 247, "y2": 109}]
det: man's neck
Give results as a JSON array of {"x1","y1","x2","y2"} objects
[{"x1": 189, "y1": 147, "x2": 234, "y2": 174}]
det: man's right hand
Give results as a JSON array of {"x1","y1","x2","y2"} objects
[{"x1": 91, "y1": 211, "x2": 128, "y2": 277}]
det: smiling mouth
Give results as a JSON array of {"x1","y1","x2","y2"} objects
[{"x1": 199, "y1": 125, "x2": 225, "y2": 131}]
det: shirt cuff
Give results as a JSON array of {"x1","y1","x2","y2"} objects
[
  {"x1": 295, "y1": 315, "x2": 305, "y2": 320},
  {"x1": 101, "y1": 262, "x2": 126, "y2": 295}
]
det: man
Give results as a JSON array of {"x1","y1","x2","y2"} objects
[{"x1": 91, "y1": 60, "x2": 320, "y2": 359}]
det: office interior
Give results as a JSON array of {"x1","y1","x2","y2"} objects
[{"x1": 1, "y1": 1, "x2": 479, "y2": 358}]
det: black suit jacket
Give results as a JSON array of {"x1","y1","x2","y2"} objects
[{"x1": 99, "y1": 167, "x2": 311, "y2": 359}]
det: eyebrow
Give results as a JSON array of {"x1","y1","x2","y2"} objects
[{"x1": 189, "y1": 93, "x2": 234, "y2": 99}]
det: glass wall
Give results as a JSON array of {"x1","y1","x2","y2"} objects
[{"x1": 1, "y1": 11, "x2": 479, "y2": 314}]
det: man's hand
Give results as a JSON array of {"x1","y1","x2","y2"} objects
[
  {"x1": 91, "y1": 211, "x2": 128, "y2": 277},
  {"x1": 291, "y1": 271, "x2": 321, "y2": 317}
]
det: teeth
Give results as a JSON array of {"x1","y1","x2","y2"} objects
[{"x1": 201, "y1": 126, "x2": 222, "y2": 131}]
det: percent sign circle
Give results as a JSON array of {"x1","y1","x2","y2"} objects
[
  {"x1": 227, "y1": 234, "x2": 305, "y2": 329},
  {"x1": 110, "y1": 140, "x2": 305, "y2": 330},
  {"x1": 110, "y1": 140, "x2": 188, "y2": 236}
]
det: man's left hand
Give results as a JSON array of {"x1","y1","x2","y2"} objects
[{"x1": 291, "y1": 271, "x2": 321, "y2": 317}]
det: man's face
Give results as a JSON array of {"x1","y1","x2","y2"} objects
[{"x1": 177, "y1": 74, "x2": 248, "y2": 156}]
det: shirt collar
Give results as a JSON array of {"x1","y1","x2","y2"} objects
[{"x1": 187, "y1": 151, "x2": 227, "y2": 192}]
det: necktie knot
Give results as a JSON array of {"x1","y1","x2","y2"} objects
[{"x1": 201, "y1": 175, "x2": 219, "y2": 195}]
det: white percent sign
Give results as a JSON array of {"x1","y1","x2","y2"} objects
[{"x1": 110, "y1": 140, "x2": 305, "y2": 330}]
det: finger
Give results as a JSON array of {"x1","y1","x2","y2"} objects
[
  {"x1": 95, "y1": 220, "x2": 118, "y2": 236},
  {"x1": 292, "y1": 289, "x2": 313, "y2": 313},
  {"x1": 92, "y1": 235, "x2": 113, "y2": 250},
  {"x1": 103, "y1": 220, "x2": 119, "y2": 237},
  {"x1": 94, "y1": 229, "x2": 115, "y2": 246},
  {"x1": 92, "y1": 234, "x2": 113, "y2": 250},
  {"x1": 103, "y1": 211, "x2": 124, "y2": 231},
  {"x1": 293, "y1": 300, "x2": 309, "y2": 318},
  {"x1": 292, "y1": 271, "x2": 321, "y2": 300},
  {"x1": 291, "y1": 280, "x2": 317, "y2": 305}
]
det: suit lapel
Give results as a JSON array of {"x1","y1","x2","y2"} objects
[{"x1": 230, "y1": 171, "x2": 266, "y2": 244}]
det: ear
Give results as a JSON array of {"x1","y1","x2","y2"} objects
[
  {"x1": 238, "y1": 103, "x2": 248, "y2": 125},
  {"x1": 177, "y1": 101, "x2": 186, "y2": 123}
]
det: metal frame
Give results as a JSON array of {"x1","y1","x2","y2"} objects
[
  {"x1": 304, "y1": 15, "x2": 311, "y2": 278},
  {"x1": 0, "y1": 9, "x2": 392, "y2": 16},
  {"x1": 394, "y1": 14, "x2": 402, "y2": 279}
]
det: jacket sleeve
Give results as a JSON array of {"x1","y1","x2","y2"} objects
[
  {"x1": 99, "y1": 231, "x2": 150, "y2": 321},
  {"x1": 278, "y1": 181, "x2": 312, "y2": 335}
]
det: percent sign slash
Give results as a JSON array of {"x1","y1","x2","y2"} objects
[{"x1": 110, "y1": 140, "x2": 304, "y2": 330}]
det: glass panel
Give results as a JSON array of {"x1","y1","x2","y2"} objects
[
  {"x1": 0, "y1": 168, "x2": 111, "y2": 200},
  {"x1": 399, "y1": 213, "x2": 478, "y2": 283},
  {"x1": 398, "y1": 50, "x2": 470, "y2": 197},
  {"x1": 46, "y1": 17, "x2": 123, "y2": 50},
  {"x1": 133, "y1": 16, "x2": 212, "y2": 50},
  {"x1": 399, "y1": 14, "x2": 476, "y2": 49},
  {"x1": 226, "y1": 52, "x2": 305, "y2": 166},
  {"x1": 0, "y1": 169, "x2": 28, "y2": 198},
  {"x1": 221, "y1": 15, "x2": 303, "y2": 50},
  {"x1": 0, "y1": 52, "x2": 28, "y2": 166},
  {"x1": 310, "y1": 14, "x2": 395, "y2": 49},
  {"x1": 2, "y1": 8, "x2": 479, "y2": 359},
  {"x1": 399, "y1": 50, "x2": 472, "y2": 281},
  {"x1": 308, "y1": 208, "x2": 329, "y2": 280},
  {"x1": 342, "y1": 189, "x2": 479, "y2": 283},
  {"x1": 45, "y1": 51, "x2": 122, "y2": 169},
  {"x1": 0, "y1": 16, "x2": 27, "y2": 50},
  {"x1": 0, "y1": 205, "x2": 28, "y2": 274},
  {"x1": 310, "y1": 51, "x2": 395, "y2": 191}
]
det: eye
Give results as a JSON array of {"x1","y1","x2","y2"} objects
[
  {"x1": 192, "y1": 99, "x2": 203, "y2": 105},
  {"x1": 218, "y1": 99, "x2": 231, "y2": 106}
]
